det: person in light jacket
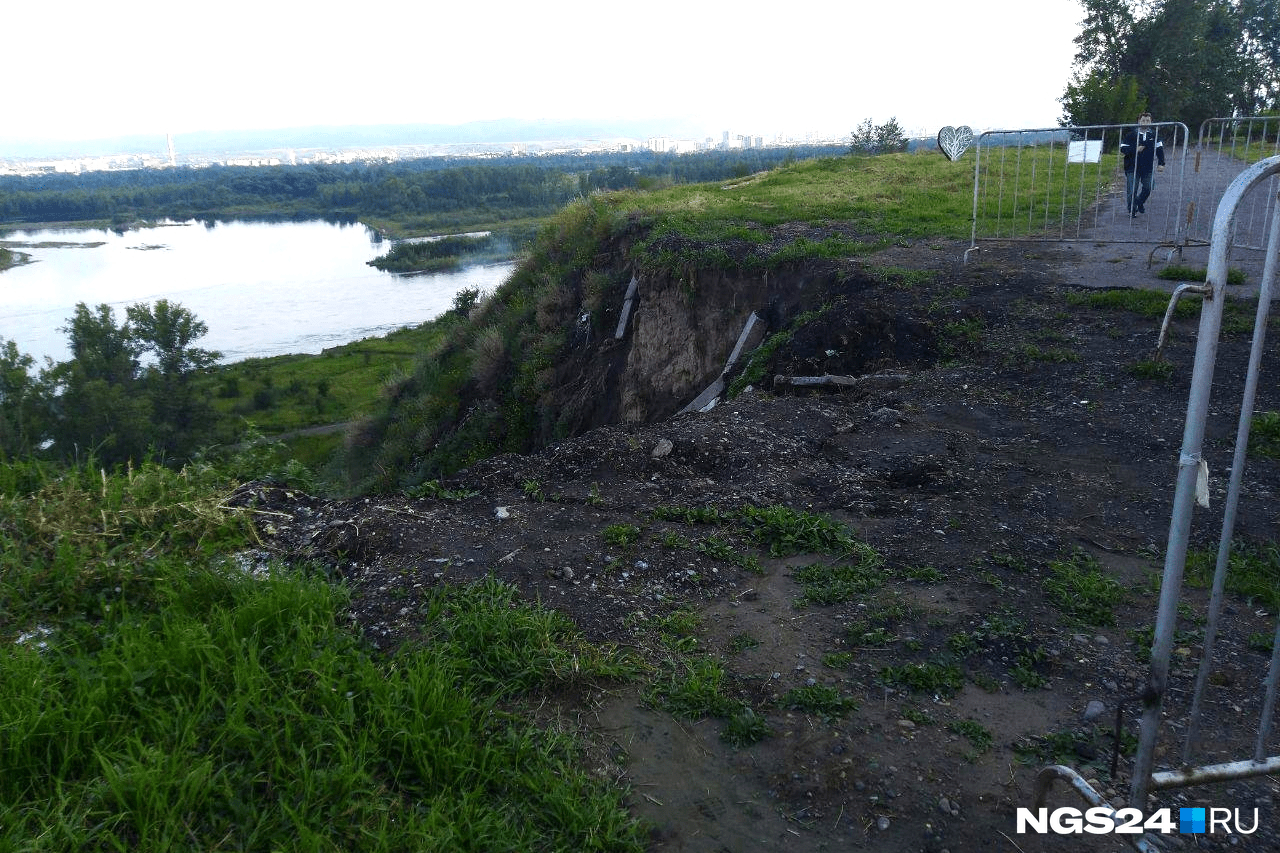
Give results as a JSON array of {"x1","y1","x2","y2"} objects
[{"x1": 1120, "y1": 112, "x2": 1165, "y2": 216}]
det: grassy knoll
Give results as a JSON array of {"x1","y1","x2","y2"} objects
[{"x1": 0, "y1": 457, "x2": 643, "y2": 851}]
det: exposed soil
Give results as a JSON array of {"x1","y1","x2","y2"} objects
[{"x1": 236, "y1": 237, "x2": 1280, "y2": 852}]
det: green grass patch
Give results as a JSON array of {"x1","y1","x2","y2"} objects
[
  {"x1": 1186, "y1": 541, "x2": 1280, "y2": 609},
  {"x1": 880, "y1": 662, "x2": 965, "y2": 697},
  {"x1": 1157, "y1": 264, "x2": 1247, "y2": 286},
  {"x1": 738, "y1": 504, "x2": 863, "y2": 558},
  {"x1": 652, "y1": 505, "x2": 730, "y2": 525},
  {"x1": 1249, "y1": 411, "x2": 1280, "y2": 460},
  {"x1": 695, "y1": 535, "x2": 763, "y2": 573},
  {"x1": 647, "y1": 656, "x2": 739, "y2": 719},
  {"x1": 721, "y1": 707, "x2": 772, "y2": 747},
  {"x1": 1043, "y1": 551, "x2": 1126, "y2": 626},
  {"x1": 1066, "y1": 287, "x2": 1190, "y2": 319},
  {"x1": 780, "y1": 684, "x2": 858, "y2": 719},
  {"x1": 948, "y1": 719, "x2": 994, "y2": 753},
  {"x1": 791, "y1": 560, "x2": 884, "y2": 605},
  {"x1": 0, "y1": 458, "x2": 643, "y2": 851},
  {"x1": 602, "y1": 523, "x2": 641, "y2": 547}
]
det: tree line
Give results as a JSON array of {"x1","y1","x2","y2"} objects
[
  {"x1": 1061, "y1": 0, "x2": 1279, "y2": 129},
  {"x1": 0, "y1": 147, "x2": 848, "y2": 226},
  {"x1": 1, "y1": 301, "x2": 219, "y2": 466}
]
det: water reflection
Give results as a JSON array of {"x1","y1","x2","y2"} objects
[{"x1": 0, "y1": 219, "x2": 513, "y2": 365}]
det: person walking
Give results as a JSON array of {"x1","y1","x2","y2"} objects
[{"x1": 1120, "y1": 112, "x2": 1165, "y2": 217}]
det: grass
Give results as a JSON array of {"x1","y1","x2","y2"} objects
[
  {"x1": 1185, "y1": 540, "x2": 1280, "y2": 609},
  {"x1": 791, "y1": 560, "x2": 885, "y2": 605},
  {"x1": 948, "y1": 719, "x2": 994, "y2": 753},
  {"x1": 781, "y1": 684, "x2": 858, "y2": 719},
  {"x1": 1157, "y1": 264, "x2": 1248, "y2": 286},
  {"x1": 602, "y1": 523, "x2": 641, "y2": 547},
  {"x1": 738, "y1": 503, "x2": 862, "y2": 558},
  {"x1": 1043, "y1": 551, "x2": 1126, "y2": 626},
  {"x1": 880, "y1": 662, "x2": 966, "y2": 697},
  {"x1": 209, "y1": 320, "x2": 455, "y2": 436},
  {"x1": 0, "y1": 457, "x2": 644, "y2": 851},
  {"x1": 1249, "y1": 411, "x2": 1280, "y2": 460}
]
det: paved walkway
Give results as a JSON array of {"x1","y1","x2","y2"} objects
[{"x1": 1051, "y1": 146, "x2": 1277, "y2": 294}]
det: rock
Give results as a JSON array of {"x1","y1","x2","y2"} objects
[
  {"x1": 897, "y1": 719, "x2": 917, "y2": 730},
  {"x1": 651, "y1": 438, "x2": 674, "y2": 459},
  {"x1": 876, "y1": 816, "x2": 891, "y2": 831},
  {"x1": 1083, "y1": 699, "x2": 1107, "y2": 722},
  {"x1": 870, "y1": 407, "x2": 901, "y2": 426},
  {"x1": 495, "y1": 506, "x2": 510, "y2": 519},
  {"x1": 938, "y1": 796, "x2": 952, "y2": 814}
]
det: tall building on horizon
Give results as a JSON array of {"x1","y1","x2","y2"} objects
[{"x1": 166, "y1": 133, "x2": 176, "y2": 167}]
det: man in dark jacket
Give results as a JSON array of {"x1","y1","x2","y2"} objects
[{"x1": 1120, "y1": 112, "x2": 1165, "y2": 216}]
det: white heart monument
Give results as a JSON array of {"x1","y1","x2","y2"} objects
[{"x1": 937, "y1": 126, "x2": 974, "y2": 161}]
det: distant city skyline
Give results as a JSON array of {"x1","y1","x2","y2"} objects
[{"x1": 5, "y1": 1, "x2": 1083, "y2": 149}]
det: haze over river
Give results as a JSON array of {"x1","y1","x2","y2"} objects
[{"x1": 0, "y1": 219, "x2": 515, "y2": 365}]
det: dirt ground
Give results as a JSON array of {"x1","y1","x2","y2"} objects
[{"x1": 239, "y1": 234, "x2": 1280, "y2": 852}]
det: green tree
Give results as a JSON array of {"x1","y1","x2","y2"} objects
[
  {"x1": 43, "y1": 300, "x2": 219, "y2": 465},
  {"x1": 127, "y1": 299, "x2": 220, "y2": 456},
  {"x1": 850, "y1": 118, "x2": 877, "y2": 155},
  {"x1": 874, "y1": 117, "x2": 909, "y2": 153},
  {"x1": 1060, "y1": 69, "x2": 1146, "y2": 128},
  {"x1": 62, "y1": 302, "x2": 138, "y2": 386},
  {"x1": 0, "y1": 338, "x2": 44, "y2": 458},
  {"x1": 1062, "y1": 0, "x2": 1275, "y2": 128}
]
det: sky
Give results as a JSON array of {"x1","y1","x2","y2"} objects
[{"x1": 4, "y1": 0, "x2": 1084, "y2": 148}]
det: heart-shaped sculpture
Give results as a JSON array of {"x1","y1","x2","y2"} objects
[{"x1": 937, "y1": 125, "x2": 974, "y2": 161}]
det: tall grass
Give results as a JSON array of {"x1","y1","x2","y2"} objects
[{"x1": 0, "y1": 458, "x2": 643, "y2": 851}]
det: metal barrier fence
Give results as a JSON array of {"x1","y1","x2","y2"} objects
[
  {"x1": 1033, "y1": 155, "x2": 1280, "y2": 850},
  {"x1": 1185, "y1": 118, "x2": 1280, "y2": 252},
  {"x1": 967, "y1": 122, "x2": 1191, "y2": 262}
]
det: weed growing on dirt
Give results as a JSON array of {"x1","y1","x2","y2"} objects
[
  {"x1": 728, "y1": 632, "x2": 760, "y2": 653},
  {"x1": 782, "y1": 684, "x2": 858, "y2": 719},
  {"x1": 405, "y1": 479, "x2": 479, "y2": 501},
  {"x1": 948, "y1": 719, "x2": 995, "y2": 753},
  {"x1": 1248, "y1": 631, "x2": 1275, "y2": 653},
  {"x1": 1014, "y1": 343, "x2": 1081, "y2": 364},
  {"x1": 1043, "y1": 551, "x2": 1126, "y2": 626},
  {"x1": 648, "y1": 656, "x2": 739, "y2": 719},
  {"x1": 695, "y1": 535, "x2": 764, "y2": 573},
  {"x1": 1158, "y1": 264, "x2": 1247, "y2": 286},
  {"x1": 721, "y1": 707, "x2": 772, "y2": 747},
  {"x1": 1066, "y1": 287, "x2": 1193, "y2": 319},
  {"x1": 738, "y1": 504, "x2": 864, "y2": 557},
  {"x1": 1185, "y1": 540, "x2": 1280, "y2": 609},
  {"x1": 602, "y1": 523, "x2": 641, "y2": 547},
  {"x1": 1130, "y1": 358, "x2": 1175, "y2": 380},
  {"x1": 792, "y1": 560, "x2": 884, "y2": 605},
  {"x1": 880, "y1": 662, "x2": 965, "y2": 696},
  {"x1": 901, "y1": 564, "x2": 945, "y2": 583},
  {"x1": 651, "y1": 504, "x2": 729, "y2": 525},
  {"x1": 1249, "y1": 411, "x2": 1280, "y2": 460}
]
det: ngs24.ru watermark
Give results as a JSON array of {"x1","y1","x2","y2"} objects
[{"x1": 1017, "y1": 806, "x2": 1259, "y2": 836}]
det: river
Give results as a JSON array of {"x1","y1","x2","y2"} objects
[{"x1": 0, "y1": 219, "x2": 516, "y2": 365}]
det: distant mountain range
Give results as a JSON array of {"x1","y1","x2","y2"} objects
[{"x1": 2, "y1": 118, "x2": 715, "y2": 159}]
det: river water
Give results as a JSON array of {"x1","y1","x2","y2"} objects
[{"x1": 0, "y1": 219, "x2": 515, "y2": 365}]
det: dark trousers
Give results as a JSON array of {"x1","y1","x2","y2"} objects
[{"x1": 1125, "y1": 168, "x2": 1154, "y2": 212}]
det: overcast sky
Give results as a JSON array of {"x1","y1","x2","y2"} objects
[{"x1": 6, "y1": 0, "x2": 1083, "y2": 145}]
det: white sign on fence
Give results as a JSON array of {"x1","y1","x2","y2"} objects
[{"x1": 1067, "y1": 140, "x2": 1103, "y2": 163}]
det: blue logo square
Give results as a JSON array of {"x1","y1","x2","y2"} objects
[{"x1": 1180, "y1": 807, "x2": 1206, "y2": 834}]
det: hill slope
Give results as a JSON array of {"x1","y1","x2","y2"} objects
[{"x1": 246, "y1": 234, "x2": 1280, "y2": 851}]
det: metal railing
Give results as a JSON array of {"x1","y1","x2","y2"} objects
[
  {"x1": 1032, "y1": 155, "x2": 1280, "y2": 849},
  {"x1": 966, "y1": 123, "x2": 1190, "y2": 262},
  {"x1": 1184, "y1": 118, "x2": 1280, "y2": 252}
]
